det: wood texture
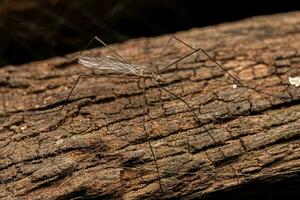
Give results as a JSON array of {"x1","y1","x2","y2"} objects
[{"x1": 1, "y1": 12, "x2": 300, "y2": 200}]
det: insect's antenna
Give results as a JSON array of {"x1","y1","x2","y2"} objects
[
  {"x1": 154, "y1": 80, "x2": 240, "y2": 184},
  {"x1": 142, "y1": 78, "x2": 163, "y2": 191}
]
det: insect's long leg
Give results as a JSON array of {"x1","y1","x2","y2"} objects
[
  {"x1": 59, "y1": 73, "x2": 138, "y2": 112},
  {"x1": 59, "y1": 74, "x2": 94, "y2": 111},
  {"x1": 158, "y1": 36, "x2": 174, "y2": 60},
  {"x1": 142, "y1": 78, "x2": 163, "y2": 191},
  {"x1": 154, "y1": 80, "x2": 240, "y2": 184},
  {"x1": 43, "y1": 35, "x2": 133, "y2": 113},
  {"x1": 162, "y1": 36, "x2": 245, "y2": 86},
  {"x1": 153, "y1": 37, "x2": 240, "y2": 183},
  {"x1": 84, "y1": 36, "x2": 135, "y2": 68},
  {"x1": 30, "y1": 74, "x2": 95, "y2": 115},
  {"x1": 80, "y1": 36, "x2": 100, "y2": 56},
  {"x1": 157, "y1": 36, "x2": 243, "y2": 86},
  {"x1": 158, "y1": 48, "x2": 202, "y2": 74},
  {"x1": 159, "y1": 36, "x2": 286, "y2": 101},
  {"x1": 155, "y1": 35, "x2": 293, "y2": 184}
]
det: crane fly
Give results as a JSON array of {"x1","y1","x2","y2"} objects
[
  {"x1": 33, "y1": 35, "x2": 292, "y2": 194},
  {"x1": 63, "y1": 36, "x2": 243, "y2": 191}
]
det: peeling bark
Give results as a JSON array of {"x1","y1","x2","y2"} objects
[{"x1": 1, "y1": 12, "x2": 300, "y2": 200}]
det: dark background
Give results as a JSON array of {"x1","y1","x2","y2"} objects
[{"x1": 0, "y1": 0, "x2": 299, "y2": 67}]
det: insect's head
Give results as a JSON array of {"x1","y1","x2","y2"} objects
[{"x1": 78, "y1": 56, "x2": 101, "y2": 68}]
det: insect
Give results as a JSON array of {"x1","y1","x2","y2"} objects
[{"x1": 60, "y1": 35, "x2": 248, "y2": 191}]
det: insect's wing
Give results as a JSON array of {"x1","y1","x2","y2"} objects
[
  {"x1": 100, "y1": 56, "x2": 140, "y2": 74},
  {"x1": 78, "y1": 55, "x2": 142, "y2": 75}
]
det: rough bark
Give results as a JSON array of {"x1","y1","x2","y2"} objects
[{"x1": 1, "y1": 12, "x2": 300, "y2": 200}]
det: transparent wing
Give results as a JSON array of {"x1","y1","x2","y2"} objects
[{"x1": 78, "y1": 55, "x2": 145, "y2": 75}]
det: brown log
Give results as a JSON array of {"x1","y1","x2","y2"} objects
[{"x1": 1, "y1": 12, "x2": 300, "y2": 200}]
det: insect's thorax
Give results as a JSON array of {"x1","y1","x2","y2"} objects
[{"x1": 141, "y1": 67, "x2": 162, "y2": 82}]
